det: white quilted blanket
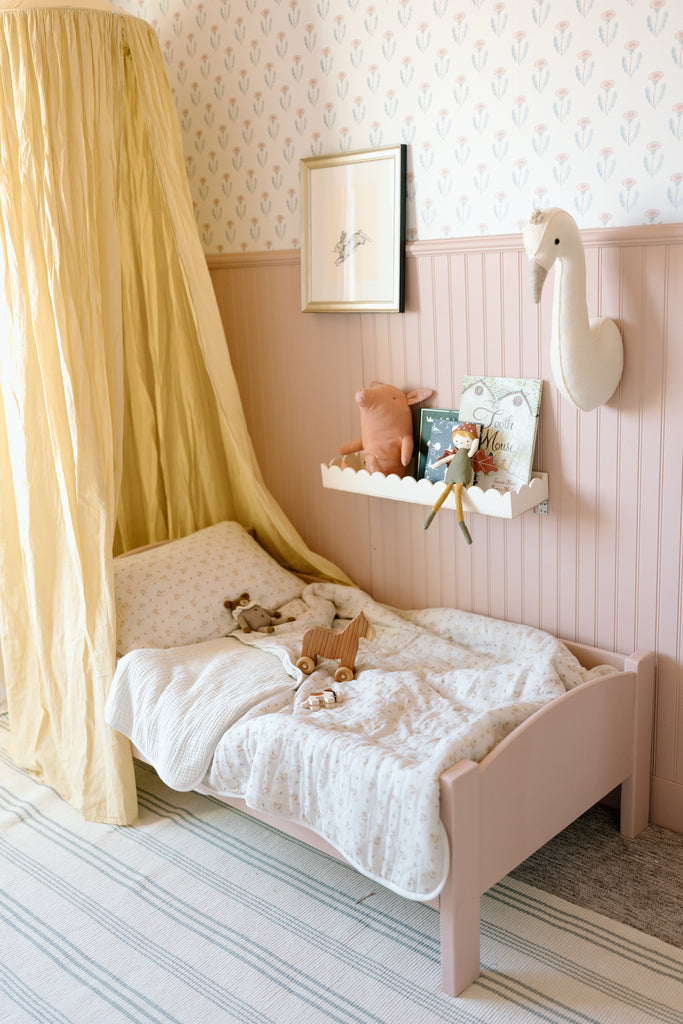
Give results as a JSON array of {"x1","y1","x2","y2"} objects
[{"x1": 106, "y1": 583, "x2": 610, "y2": 900}]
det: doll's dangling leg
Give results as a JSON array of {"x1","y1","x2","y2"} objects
[
  {"x1": 423, "y1": 482, "x2": 453, "y2": 530},
  {"x1": 454, "y1": 483, "x2": 472, "y2": 544}
]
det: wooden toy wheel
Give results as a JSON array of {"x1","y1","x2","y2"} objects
[
  {"x1": 334, "y1": 665, "x2": 353, "y2": 682},
  {"x1": 296, "y1": 656, "x2": 315, "y2": 675}
]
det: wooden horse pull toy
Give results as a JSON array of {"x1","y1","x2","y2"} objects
[{"x1": 296, "y1": 610, "x2": 376, "y2": 684}]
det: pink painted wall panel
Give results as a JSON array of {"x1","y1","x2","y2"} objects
[{"x1": 209, "y1": 224, "x2": 683, "y2": 832}]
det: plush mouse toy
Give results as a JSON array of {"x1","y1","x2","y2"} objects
[
  {"x1": 338, "y1": 381, "x2": 433, "y2": 477},
  {"x1": 224, "y1": 593, "x2": 294, "y2": 634}
]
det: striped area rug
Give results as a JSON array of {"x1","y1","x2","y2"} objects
[{"x1": 1, "y1": 714, "x2": 681, "y2": 1024}]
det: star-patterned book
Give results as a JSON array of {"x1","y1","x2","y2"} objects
[
  {"x1": 415, "y1": 407, "x2": 460, "y2": 480},
  {"x1": 458, "y1": 376, "x2": 543, "y2": 493}
]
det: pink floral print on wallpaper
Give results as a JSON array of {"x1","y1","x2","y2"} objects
[{"x1": 117, "y1": 0, "x2": 683, "y2": 253}]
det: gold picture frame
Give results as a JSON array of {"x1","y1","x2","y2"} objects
[{"x1": 300, "y1": 145, "x2": 406, "y2": 313}]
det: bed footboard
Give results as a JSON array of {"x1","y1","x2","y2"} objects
[
  {"x1": 436, "y1": 644, "x2": 655, "y2": 997},
  {"x1": 563, "y1": 645, "x2": 656, "y2": 838}
]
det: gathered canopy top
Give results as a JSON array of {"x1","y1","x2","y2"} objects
[{"x1": 0, "y1": 1, "x2": 125, "y2": 10}]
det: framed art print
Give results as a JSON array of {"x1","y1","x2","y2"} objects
[{"x1": 300, "y1": 145, "x2": 406, "y2": 313}]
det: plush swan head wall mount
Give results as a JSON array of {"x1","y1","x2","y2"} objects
[{"x1": 522, "y1": 207, "x2": 623, "y2": 412}]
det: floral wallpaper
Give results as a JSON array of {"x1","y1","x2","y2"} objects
[{"x1": 116, "y1": 0, "x2": 683, "y2": 253}]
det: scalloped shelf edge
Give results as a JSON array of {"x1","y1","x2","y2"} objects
[{"x1": 321, "y1": 459, "x2": 548, "y2": 519}]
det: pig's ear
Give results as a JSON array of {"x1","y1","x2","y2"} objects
[{"x1": 405, "y1": 387, "x2": 434, "y2": 406}]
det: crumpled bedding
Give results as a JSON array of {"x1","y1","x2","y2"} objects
[{"x1": 106, "y1": 583, "x2": 613, "y2": 901}]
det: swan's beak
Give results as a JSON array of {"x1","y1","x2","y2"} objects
[{"x1": 529, "y1": 259, "x2": 548, "y2": 304}]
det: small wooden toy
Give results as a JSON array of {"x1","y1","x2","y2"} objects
[
  {"x1": 296, "y1": 610, "x2": 376, "y2": 682},
  {"x1": 302, "y1": 688, "x2": 342, "y2": 712}
]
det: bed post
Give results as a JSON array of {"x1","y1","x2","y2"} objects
[
  {"x1": 619, "y1": 649, "x2": 656, "y2": 838},
  {"x1": 438, "y1": 759, "x2": 481, "y2": 997}
]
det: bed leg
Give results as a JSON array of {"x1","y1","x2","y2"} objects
[
  {"x1": 620, "y1": 650, "x2": 656, "y2": 838},
  {"x1": 438, "y1": 762, "x2": 481, "y2": 997}
]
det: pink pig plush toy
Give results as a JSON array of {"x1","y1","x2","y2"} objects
[{"x1": 338, "y1": 381, "x2": 433, "y2": 477}]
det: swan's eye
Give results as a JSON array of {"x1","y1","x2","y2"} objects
[{"x1": 554, "y1": 238, "x2": 560, "y2": 244}]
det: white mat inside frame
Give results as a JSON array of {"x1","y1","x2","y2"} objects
[{"x1": 0, "y1": 718, "x2": 680, "y2": 1024}]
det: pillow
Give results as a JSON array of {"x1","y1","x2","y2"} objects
[{"x1": 114, "y1": 521, "x2": 304, "y2": 655}]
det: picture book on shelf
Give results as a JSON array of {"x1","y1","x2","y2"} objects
[
  {"x1": 458, "y1": 376, "x2": 543, "y2": 493},
  {"x1": 415, "y1": 407, "x2": 459, "y2": 480}
]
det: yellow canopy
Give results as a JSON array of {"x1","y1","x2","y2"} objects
[{"x1": 0, "y1": 4, "x2": 349, "y2": 824}]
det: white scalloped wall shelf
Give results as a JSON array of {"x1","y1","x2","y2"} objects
[{"x1": 321, "y1": 456, "x2": 548, "y2": 520}]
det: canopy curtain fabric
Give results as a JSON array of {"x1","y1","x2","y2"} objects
[{"x1": 0, "y1": 3, "x2": 349, "y2": 825}]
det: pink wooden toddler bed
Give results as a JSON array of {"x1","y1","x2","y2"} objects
[{"x1": 109, "y1": 522, "x2": 655, "y2": 997}]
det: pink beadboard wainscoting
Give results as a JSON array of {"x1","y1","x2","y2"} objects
[{"x1": 208, "y1": 222, "x2": 683, "y2": 834}]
